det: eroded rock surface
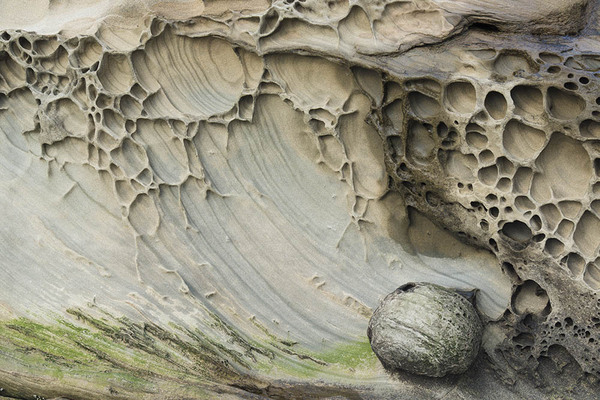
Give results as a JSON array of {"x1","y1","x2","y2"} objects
[
  {"x1": 368, "y1": 283, "x2": 483, "y2": 377},
  {"x1": 1, "y1": 0, "x2": 600, "y2": 399}
]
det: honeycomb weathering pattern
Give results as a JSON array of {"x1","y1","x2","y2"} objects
[{"x1": 0, "y1": 0, "x2": 600, "y2": 398}]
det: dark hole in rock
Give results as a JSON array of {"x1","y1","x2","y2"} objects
[
  {"x1": 502, "y1": 220, "x2": 532, "y2": 242},
  {"x1": 395, "y1": 282, "x2": 416, "y2": 293},
  {"x1": 547, "y1": 66, "x2": 561, "y2": 73},
  {"x1": 470, "y1": 22, "x2": 500, "y2": 32}
]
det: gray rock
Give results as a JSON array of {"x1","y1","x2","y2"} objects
[{"x1": 368, "y1": 282, "x2": 483, "y2": 377}]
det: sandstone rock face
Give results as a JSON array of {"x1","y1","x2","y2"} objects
[
  {"x1": 0, "y1": 0, "x2": 599, "y2": 399},
  {"x1": 368, "y1": 283, "x2": 483, "y2": 377}
]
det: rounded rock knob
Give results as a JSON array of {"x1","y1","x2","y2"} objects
[{"x1": 367, "y1": 282, "x2": 483, "y2": 377}]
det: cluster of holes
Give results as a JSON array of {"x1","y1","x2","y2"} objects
[
  {"x1": 539, "y1": 311, "x2": 600, "y2": 374},
  {"x1": 0, "y1": 29, "x2": 262, "y2": 216},
  {"x1": 379, "y1": 47, "x2": 600, "y2": 379},
  {"x1": 0, "y1": 33, "x2": 75, "y2": 96},
  {"x1": 505, "y1": 278, "x2": 600, "y2": 377},
  {"x1": 383, "y1": 47, "x2": 600, "y2": 291}
]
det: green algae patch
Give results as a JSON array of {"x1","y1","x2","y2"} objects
[
  {"x1": 249, "y1": 316, "x2": 378, "y2": 380},
  {"x1": 0, "y1": 309, "x2": 269, "y2": 400},
  {"x1": 0, "y1": 310, "x2": 379, "y2": 399},
  {"x1": 3, "y1": 317, "x2": 98, "y2": 364},
  {"x1": 317, "y1": 339, "x2": 378, "y2": 370},
  {"x1": 248, "y1": 338, "x2": 380, "y2": 391},
  {"x1": 0, "y1": 316, "x2": 158, "y2": 398}
]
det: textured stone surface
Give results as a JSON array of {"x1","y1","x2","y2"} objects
[
  {"x1": 368, "y1": 283, "x2": 483, "y2": 377},
  {"x1": 1, "y1": 0, "x2": 600, "y2": 399}
]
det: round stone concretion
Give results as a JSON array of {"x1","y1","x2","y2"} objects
[{"x1": 367, "y1": 282, "x2": 483, "y2": 377}]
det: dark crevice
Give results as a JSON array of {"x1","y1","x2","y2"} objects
[{"x1": 470, "y1": 22, "x2": 500, "y2": 33}]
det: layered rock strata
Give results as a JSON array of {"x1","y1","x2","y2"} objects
[{"x1": 0, "y1": 0, "x2": 599, "y2": 399}]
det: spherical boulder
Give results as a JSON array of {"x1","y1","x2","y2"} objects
[{"x1": 367, "y1": 282, "x2": 483, "y2": 377}]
